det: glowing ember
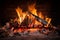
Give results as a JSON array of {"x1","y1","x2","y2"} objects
[{"x1": 28, "y1": 28, "x2": 39, "y2": 32}]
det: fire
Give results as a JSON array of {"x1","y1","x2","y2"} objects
[
  {"x1": 16, "y1": 6, "x2": 52, "y2": 26},
  {"x1": 28, "y1": 4, "x2": 37, "y2": 16},
  {"x1": 16, "y1": 7, "x2": 26, "y2": 24},
  {"x1": 45, "y1": 17, "x2": 51, "y2": 24},
  {"x1": 15, "y1": 4, "x2": 52, "y2": 32},
  {"x1": 28, "y1": 4, "x2": 42, "y2": 25},
  {"x1": 38, "y1": 12, "x2": 44, "y2": 19},
  {"x1": 34, "y1": 12, "x2": 45, "y2": 25},
  {"x1": 45, "y1": 17, "x2": 51, "y2": 27}
]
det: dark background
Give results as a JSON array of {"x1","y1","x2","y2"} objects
[{"x1": 0, "y1": 0, "x2": 60, "y2": 26}]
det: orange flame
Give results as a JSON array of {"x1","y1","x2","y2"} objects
[
  {"x1": 45, "y1": 17, "x2": 51, "y2": 27},
  {"x1": 34, "y1": 12, "x2": 45, "y2": 25},
  {"x1": 15, "y1": 4, "x2": 52, "y2": 32},
  {"x1": 28, "y1": 4, "x2": 38, "y2": 16},
  {"x1": 38, "y1": 12, "x2": 44, "y2": 19},
  {"x1": 16, "y1": 6, "x2": 51, "y2": 27},
  {"x1": 16, "y1": 7, "x2": 26, "y2": 24}
]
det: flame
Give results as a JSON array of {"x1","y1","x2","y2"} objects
[
  {"x1": 28, "y1": 4, "x2": 40, "y2": 25},
  {"x1": 16, "y1": 5, "x2": 52, "y2": 26},
  {"x1": 45, "y1": 17, "x2": 51, "y2": 27},
  {"x1": 28, "y1": 4, "x2": 38, "y2": 16},
  {"x1": 15, "y1": 4, "x2": 52, "y2": 32},
  {"x1": 34, "y1": 12, "x2": 45, "y2": 25},
  {"x1": 38, "y1": 12, "x2": 44, "y2": 19},
  {"x1": 16, "y1": 7, "x2": 26, "y2": 24}
]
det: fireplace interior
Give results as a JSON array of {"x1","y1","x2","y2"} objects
[{"x1": 0, "y1": 0, "x2": 60, "y2": 40}]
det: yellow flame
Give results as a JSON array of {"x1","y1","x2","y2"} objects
[
  {"x1": 45, "y1": 17, "x2": 51, "y2": 27},
  {"x1": 16, "y1": 7, "x2": 26, "y2": 24},
  {"x1": 16, "y1": 5, "x2": 52, "y2": 28},
  {"x1": 28, "y1": 4, "x2": 39, "y2": 25}
]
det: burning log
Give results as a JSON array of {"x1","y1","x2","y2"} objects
[{"x1": 27, "y1": 11, "x2": 48, "y2": 25}]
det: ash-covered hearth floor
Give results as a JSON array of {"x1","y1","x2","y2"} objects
[{"x1": 0, "y1": 33, "x2": 60, "y2": 40}]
